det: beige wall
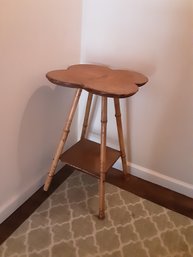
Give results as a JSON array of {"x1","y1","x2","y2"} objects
[
  {"x1": 0, "y1": 0, "x2": 82, "y2": 222},
  {"x1": 81, "y1": 0, "x2": 193, "y2": 196}
]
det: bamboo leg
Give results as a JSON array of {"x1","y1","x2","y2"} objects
[
  {"x1": 44, "y1": 88, "x2": 82, "y2": 191},
  {"x1": 114, "y1": 97, "x2": 129, "y2": 177},
  {"x1": 81, "y1": 93, "x2": 93, "y2": 139},
  {"x1": 98, "y1": 96, "x2": 107, "y2": 219}
]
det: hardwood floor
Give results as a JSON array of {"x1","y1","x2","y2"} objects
[
  {"x1": 106, "y1": 168, "x2": 193, "y2": 219},
  {"x1": 0, "y1": 165, "x2": 192, "y2": 245}
]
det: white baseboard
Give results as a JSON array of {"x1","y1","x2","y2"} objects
[
  {"x1": 1, "y1": 158, "x2": 192, "y2": 224},
  {"x1": 0, "y1": 163, "x2": 64, "y2": 224},
  {"x1": 86, "y1": 132, "x2": 193, "y2": 198},
  {"x1": 0, "y1": 172, "x2": 46, "y2": 224},
  {"x1": 0, "y1": 162, "x2": 64, "y2": 224},
  {"x1": 113, "y1": 159, "x2": 193, "y2": 198}
]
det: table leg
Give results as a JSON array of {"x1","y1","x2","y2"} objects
[
  {"x1": 81, "y1": 92, "x2": 93, "y2": 139},
  {"x1": 44, "y1": 88, "x2": 82, "y2": 191},
  {"x1": 114, "y1": 97, "x2": 129, "y2": 177},
  {"x1": 99, "y1": 96, "x2": 107, "y2": 219}
]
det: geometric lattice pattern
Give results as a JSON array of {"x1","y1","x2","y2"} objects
[{"x1": 0, "y1": 171, "x2": 193, "y2": 257}]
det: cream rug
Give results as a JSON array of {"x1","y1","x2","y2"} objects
[{"x1": 0, "y1": 171, "x2": 193, "y2": 257}]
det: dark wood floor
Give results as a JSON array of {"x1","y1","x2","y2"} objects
[
  {"x1": 0, "y1": 165, "x2": 193, "y2": 244},
  {"x1": 106, "y1": 169, "x2": 193, "y2": 219}
]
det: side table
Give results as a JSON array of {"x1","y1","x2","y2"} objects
[{"x1": 43, "y1": 64, "x2": 148, "y2": 219}]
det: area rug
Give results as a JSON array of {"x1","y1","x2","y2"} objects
[{"x1": 0, "y1": 171, "x2": 193, "y2": 257}]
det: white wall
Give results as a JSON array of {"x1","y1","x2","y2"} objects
[
  {"x1": 81, "y1": 0, "x2": 193, "y2": 197},
  {"x1": 0, "y1": 0, "x2": 82, "y2": 223}
]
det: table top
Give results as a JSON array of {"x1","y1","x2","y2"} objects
[{"x1": 46, "y1": 64, "x2": 148, "y2": 98}]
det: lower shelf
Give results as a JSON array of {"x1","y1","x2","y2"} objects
[{"x1": 60, "y1": 139, "x2": 120, "y2": 178}]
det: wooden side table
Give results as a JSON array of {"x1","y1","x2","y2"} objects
[{"x1": 43, "y1": 64, "x2": 148, "y2": 219}]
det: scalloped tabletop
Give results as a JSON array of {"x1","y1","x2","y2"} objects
[{"x1": 46, "y1": 64, "x2": 148, "y2": 98}]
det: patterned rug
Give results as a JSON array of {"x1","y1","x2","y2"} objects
[{"x1": 0, "y1": 171, "x2": 193, "y2": 257}]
